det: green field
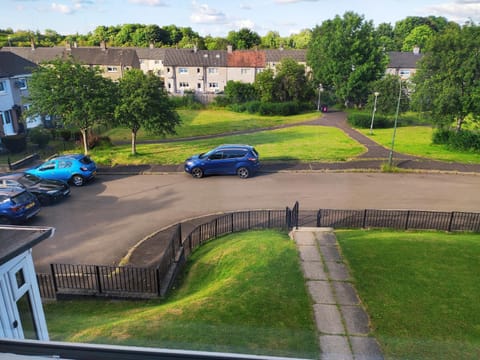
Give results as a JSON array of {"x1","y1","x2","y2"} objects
[{"x1": 92, "y1": 125, "x2": 366, "y2": 166}]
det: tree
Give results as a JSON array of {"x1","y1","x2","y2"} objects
[
  {"x1": 227, "y1": 28, "x2": 261, "y2": 50},
  {"x1": 411, "y1": 23, "x2": 480, "y2": 131},
  {"x1": 27, "y1": 58, "x2": 116, "y2": 154},
  {"x1": 402, "y1": 25, "x2": 434, "y2": 52},
  {"x1": 115, "y1": 69, "x2": 181, "y2": 155},
  {"x1": 368, "y1": 74, "x2": 410, "y2": 115},
  {"x1": 274, "y1": 58, "x2": 310, "y2": 102},
  {"x1": 224, "y1": 81, "x2": 258, "y2": 104},
  {"x1": 307, "y1": 12, "x2": 387, "y2": 107},
  {"x1": 254, "y1": 69, "x2": 276, "y2": 102}
]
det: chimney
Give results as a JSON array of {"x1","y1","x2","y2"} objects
[
  {"x1": 73, "y1": 41, "x2": 78, "y2": 48},
  {"x1": 100, "y1": 40, "x2": 106, "y2": 50},
  {"x1": 193, "y1": 45, "x2": 198, "y2": 53},
  {"x1": 65, "y1": 42, "x2": 72, "y2": 51},
  {"x1": 227, "y1": 45, "x2": 233, "y2": 53},
  {"x1": 149, "y1": 42, "x2": 154, "y2": 49},
  {"x1": 413, "y1": 46, "x2": 420, "y2": 55},
  {"x1": 30, "y1": 38, "x2": 36, "y2": 50}
]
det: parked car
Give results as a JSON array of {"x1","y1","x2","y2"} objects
[
  {"x1": 0, "y1": 172, "x2": 70, "y2": 205},
  {"x1": 0, "y1": 187, "x2": 41, "y2": 224},
  {"x1": 184, "y1": 144, "x2": 260, "y2": 179},
  {"x1": 26, "y1": 154, "x2": 97, "y2": 187}
]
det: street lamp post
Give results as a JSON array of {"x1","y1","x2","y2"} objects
[
  {"x1": 388, "y1": 79, "x2": 402, "y2": 167},
  {"x1": 369, "y1": 92, "x2": 380, "y2": 135},
  {"x1": 317, "y1": 84, "x2": 323, "y2": 111}
]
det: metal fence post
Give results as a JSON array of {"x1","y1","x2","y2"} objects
[
  {"x1": 215, "y1": 218, "x2": 218, "y2": 238},
  {"x1": 405, "y1": 210, "x2": 410, "y2": 230},
  {"x1": 50, "y1": 264, "x2": 58, "y2": 293},
  {"x1": 156, "y1": 268, "x2": 162, "y2": 297},
  {"x1": 448, "y1": 211, "x2": 455, "y2": 232},
  {"x1": 95, "y1": 266, "x2": 102, "y2": 294},
  {"x1": 362, "y1": 209, "x2": 367, "y2": 228}
]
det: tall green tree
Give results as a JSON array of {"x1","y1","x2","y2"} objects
[
  {"x1": 368, "y1": 74, "x2": 410, "y2": 115},
  {"x1": 412, "y1": 23, "x2": 480, "y2": 131},
  {"x1": 254, "y1": 68, "x2": 276, "y2": 102},
  {"x1": 307, "y1": 12, "x2": 387, "y2": 107},
  {"x1": 274, "y1": 58, "x2": 310, "y2": 102},
  {"x1": 227, "y1": 28, "x2": 261, "y2": 50},
  {"x1": 402, "y1": 24, "x2": 434, "y2": 52},
  {"x1": 115, "y1": 69, "x2": 180, "y2": 155},
  {"x1": 27, "y1": 58, "x2": 116, "y2": 154}
]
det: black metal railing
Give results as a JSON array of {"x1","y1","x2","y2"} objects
[{"x1": 316, "y1": 208, "x2": 480, "y2": 232}]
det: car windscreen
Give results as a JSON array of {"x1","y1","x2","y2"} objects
[
  {"x1": 11, "y1": 191, "x2": 33, "y2": 205},
  {"x1": 19, "y1": 173, "x2": 41, "y2": 186},
  {"x1": 79, "y1": 156, "x2": 93, "y2": 164}
]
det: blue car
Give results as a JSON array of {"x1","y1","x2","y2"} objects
[
  {"x1": 184, "y1": 144, "x2": 260, "y2": 179},
  {"x1": 0, "y1": 187, "x2": 41, "y2": 224},
  {"x1": 26, "y1": 154, "x2": 97, "y2": 187}
]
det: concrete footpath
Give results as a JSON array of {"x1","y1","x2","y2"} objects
[{"x1": 291, "y1": 227, "x2": 383, "y2": 360}]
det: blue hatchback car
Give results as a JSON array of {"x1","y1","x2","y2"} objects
[
  {"x1": 26, "y1": 154, "x2": 97, "y2": 187},
  {"x1": 0, "y1": 187, "x2": 41, "y2": 224},
  {"x1": 184, "y1": 144, "x2": 260, "y2": 179}
]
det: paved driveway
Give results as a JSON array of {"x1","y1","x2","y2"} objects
[{"x1": 30, "y1": 172, "x2": 480, "y2": 272}]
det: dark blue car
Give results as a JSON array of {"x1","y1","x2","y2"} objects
[
  {"x1": 184, "y1": 144, "x2": 260, "y2": 179},
  {"x1": 26, "y1": 154, "x2": 97, "y2": 187},
  {"x1": 0, "y1": 187, "x2": 41, "y2": 224}
]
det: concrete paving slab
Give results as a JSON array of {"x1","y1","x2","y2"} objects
[
  {"x1": 316, "y1": 231, "x2": 338, "y2": 246},
  {"x1": 301, "y1": 261, "x2": 327, "y2": 280},
  {"x1": 292, "y1": 231, "x2": 316, "y2": 245},
  {"x1": 341, "y1": 305, "x2": 371, "y2": 335},
  {"x1": 319, "y1": 335, "x2": 353, "y2": 360},
  {"x1": 307, "y1": 280, "x2": 335, "y2": 304},
  {"x1": 332, "y1": 282, "x2": 360, "y2": 305},
  {"x1": 350, "y1": 336, "x2": 384, "y2": 360},
  {"x1": 298, "y1": 245, "x2": 322, "y2": 261},
  {"x1": 314, "y1": 304, "x2": 345, "y2": 335},
  {"x1": 320, "y1": 245, "x2": 342, "y2": 262},
  {"x1": 325, "y1": 261, "x2": 351, "y2": 281}
]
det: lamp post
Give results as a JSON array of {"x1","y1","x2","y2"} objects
[
  {"x1": 369, "y1": 91, "x2": 380, "y2": 135},
  {"x1": 388, "y1": 79, "x2": 402, "y2": 167},
  {"x1": 317, "y1": 84, "x2": 323, "y2": 111}
]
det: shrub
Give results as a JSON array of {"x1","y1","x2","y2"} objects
[
  {"x1": 60, "y1": 129, "x2": 72, "y2": 141},
  {"x1": 28, "y1": 127, "x2": 52, "y2": 149},
  {"x1": 432, "y1": 129, "x2": 451, "y2": 144},
  {"x1": 432, "y1": 128, "x2": 480, "y2": 151},
  {"x1": 347, "y1": 113, "x2": 393, "y2": 129},
  {"x1": 1, "y1": 134, "x2": 27, "y2": 153}
]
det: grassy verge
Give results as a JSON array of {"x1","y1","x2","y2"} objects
[
  {"x1": 103, "y1": 109, "x2": 321, "y2": 142},
  {"x1": 358, "y1": 126, "x2": 480, "y2": 164},
  {"x1": 336, "y1": 229, "x2": 480, "y2": 360},
  {"x1": 92, "y1": 125, "x2": 365, "y2": 166},
  {"x1": 44, "y1": 230, "x2": 319, "y2": 358}
]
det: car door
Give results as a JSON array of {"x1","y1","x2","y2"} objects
[
  {"x1": 222, "y1": 149, "x2": 244, "y2": 174},
  {"x1": 203, "y1": 151, "x2": 228, "y2": 175}
]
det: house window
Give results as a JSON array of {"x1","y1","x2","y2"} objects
[
  {"x1": 208, "y1": 82, "x2": 218, "y2": 89},
  {"x1": 399, "y1": 70, "x2": 411, "y2": 78},
  {"x1": 241, "y1": 69, "x2": 249, "y2": 75},
  {"x1": 2, "y1": 111, "x2": 12, "y2": 124},
  {"x1": 197, "y1": 83, "x2": 201, "y2": 89},
  {"x1": 179, "y1": 82, "x2": 189, "y2": 88},
  {"x1": 0, "y1": 80, "x2": 6, "y2": 93},
  {"x1": 15, "y1": 78, "x2": 27, "y2": 90},
  {"x1": 197, "y1": 68, "x2": 201, "y2": 73},
  {"x1": 154, "y1": 60, "x2": 160, "y2": 65},
  {"x1": 179, "y1": 68, "x2": 188, "y2": 74},
  {"x1": 208, "y1": 68, "x2": 218, "y2": 74},
  {"x1": 107, "y1": 66, "x2": 118, "y2": 72}
]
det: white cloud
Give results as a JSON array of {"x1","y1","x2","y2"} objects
[
  {"x1": 240, "y1": 3, "x2": 252, "y2": 10},
  {"x1": 190, "y1": 1, "x2": 227, "y2": 24},
  {"x1": 51, "y1": 3, "x2": 74, "y2": 14},
  {"x1": 233, "y1": 19, "x2": 255, "y2": 29},
  {"x1": 128, "y1": 0, "x2": 167, "y2": 6},
  {"x1": 422, "y1": 1, "x2": 480, "y2": 22}
]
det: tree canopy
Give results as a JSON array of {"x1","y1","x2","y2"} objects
[
  {"x1": 115, "y1": 69, "x2": 181, "y2": 155},
  {"x1": 307, "y1": 12, "x2": 387, "y2": 107},
  {"x1": 27, "y1": 57, "x2": 116, "y2": 154},
  {"x1": 411, "y1": 23, "x2": 480, "y2": 130}
]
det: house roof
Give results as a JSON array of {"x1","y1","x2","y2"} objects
[
  {"x1": 388, "y1": 51, "x2": 423, "y2": 69},
  {"x1": 264, "y1": 49, "x2": 307, "y2": 62},
  {"x1": 1, "y1": 46, "x2": 65, "y2": 64},
  {"x1": 227, "y1": 50, "x2": 265, "y2": 67},
  {"x1": 0, "y1": 226, "x2": 54, "y2": 265},
  {"x1": 163, "y1": 48, "x2": 227, "y2": 67},
  {"x1": 1, "y1": 46, "x2": 140, "y2": 68},
  {"x1": 134, "y1": 47, "x2": 167, "y2": 60},
  {"x1": 0, "y1": 51, "x2": 38, "y2": 77}
]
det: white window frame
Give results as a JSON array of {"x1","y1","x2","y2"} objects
[
  {"x1": 208, "y1": 82, "x2": 219, "y2": 89},
  {"x1": 179, "y1": 68, "x2": 188, "y2": 74},
  {"x1": 208, "y1": 68, "x2": 218, "y2": 74},
  {"x1": 179, "y1": 82, "x2": 190, "y2": 88},
  {"x1": 107, "y1": 66, "x2": 118, "y2": 73},
  {"x1": 0, "y1": 80, "x2": 6, "y2": 94}
]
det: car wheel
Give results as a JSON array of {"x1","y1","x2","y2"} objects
[
  {"x1": 0, "y1": 216, "x2": 11, "y2": 225},
  {"x1": 237, "y1": 167, "x2": 250, "y2": 179},
  {"x1": 191, "y1": 167, "x2": 204, "y2": 178},
  {"x1": 71, "y1": 174, "x2": 85, "y2": 187}
]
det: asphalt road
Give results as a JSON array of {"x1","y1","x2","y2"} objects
[{"x1": 30, "y1": 172, "x2": 480, "y2": 272}]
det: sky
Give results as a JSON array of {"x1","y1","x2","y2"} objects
[{"x1": 3, "y1": 0, "x2": 480, "y2": 37}]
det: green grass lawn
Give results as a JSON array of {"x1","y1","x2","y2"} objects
[
  {"x1": 92, "y1": 125, "x2": 366, "y2": 166},
  {"x1": 336, "y1": 229, "x2": 480, "y2": 360},
  {"x1": 103, "y1": 109, "x2": 321, "y2": 142},
  {"x1": 44, "y1": 230, "x2": 319, "y2": 358},
  {"x1": 359, "y1": 126, "x2": 480, "y2": 164}
]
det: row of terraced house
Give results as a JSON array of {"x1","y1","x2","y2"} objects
[{"x1": 0, "y1": 41, "x2": 422, "y2": 136}]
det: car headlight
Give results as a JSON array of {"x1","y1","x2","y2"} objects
[
  {"x1": 186, "y1": 161, "x2": 194, "y2": 166},
  {"x1": 47, "y1": 190, "x2": 60, "y2": 195}
]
